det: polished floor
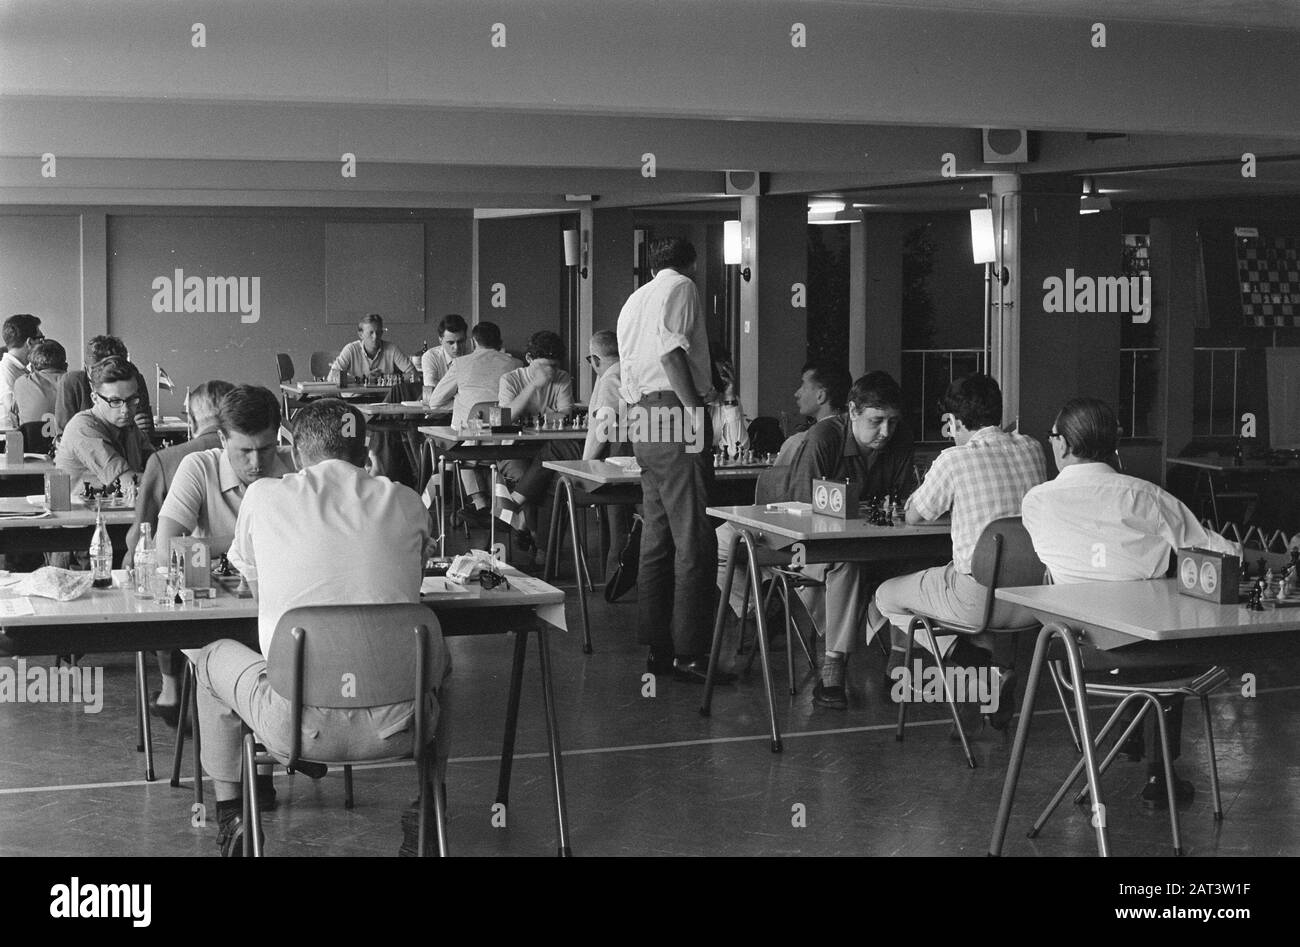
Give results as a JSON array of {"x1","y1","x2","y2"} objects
[{"x1": 2, "y1": 531, "x2": 1299, "y2": 857}]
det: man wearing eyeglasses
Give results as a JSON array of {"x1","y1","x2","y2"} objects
[{"x1": 54, "y1": 356, "x2": 154, "y2": 490}]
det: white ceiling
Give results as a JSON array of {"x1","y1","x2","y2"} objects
[{"x1": 794, "y1": 0, "x2": 1300, "y2": 30}]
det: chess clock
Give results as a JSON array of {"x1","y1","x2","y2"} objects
[
  {"x1": 811, "y1": 478, "x2": 860, "y2": 519},
  {"x1": 1176, "y1": 547, "x2": 1240, "y2": 604}
]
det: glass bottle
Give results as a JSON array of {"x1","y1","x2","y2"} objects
[
  {"x1": 133, "y1": 522, "x2": 155, "y2": 598},
  {"x1": 89, "y1": 500, "x2": 113, "y2": 589}
]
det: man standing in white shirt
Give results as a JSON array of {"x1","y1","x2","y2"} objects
[
  {"x1": 421, "y1": 313, "x2": 468, "y2": 407},
  {"x1": 0, "y1": 313, "x2": 43, "y2": 429},
  {"x1": 1022, "y1": 396, "x2": 1241, "y2": 808},
  {"x1": 194, "y1": 398, "x2": 449, "y2": 856},
  {"x1": 616, "y1": 238, "x2": 731, "y2": 684}
]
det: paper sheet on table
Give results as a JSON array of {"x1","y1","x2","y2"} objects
[
  {"x1": 420, "y1": 576, "x2": 476, "y2": 597},
  {"x1": 0, "y1": 597, "x2": 36, "y2": 617}
]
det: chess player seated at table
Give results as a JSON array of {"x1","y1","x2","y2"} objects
[
  {"x1": 489, "y1": 330, "x2": 577, "y2": 550},
  {"x1": 54, "y1": 355, "x2": 154, "y2": 491},
  {"x1": 421, "y1": 313, "x2": 468, "y2": 408},
  {"x1": 12, "y1": 339, "x2": 67, "y2": 451},
  {"x1": 1021, "y1": 397, "x2": 1241, "y2": 808},
  {"x1": 327, "y1": 312, "x2": 415, "y2": 382},
  {"x1": 189, "y1": 398, "x2": 450, "y2": 856},
  {"x1": 716, "y1": 367, "x2": 916, "y2": 710}
]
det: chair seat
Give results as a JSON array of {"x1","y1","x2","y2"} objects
[
  {"x1": 910, "y1": 612, "x2": 1040, "y2": 636},
  {"x1": 770, "y1": 565, "x2": 823, "y2": 588}
]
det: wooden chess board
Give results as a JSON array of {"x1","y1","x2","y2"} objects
[{"x1": 1237, "y1": 233, "x2": 1300, "y2": 326}]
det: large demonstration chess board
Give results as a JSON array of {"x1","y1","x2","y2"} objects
[{"x1": 1237, "y1": 233, "x2": 1300, "y2": 326}]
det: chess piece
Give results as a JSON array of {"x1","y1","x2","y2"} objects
[
  {"x1": 1263, "y1": 569, "x2": 1276, "y2": 601},
  {"x1": 235, "y1": 574, "x2": 253, "y2": 598},
  {"x1": 1248, "y1": 581, "x2": 1265, "y2": 611},
  {"x1": 1256, "y1": 558, "x2": 1268, "y2": 581}
]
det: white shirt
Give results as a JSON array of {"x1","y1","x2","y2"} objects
[
  {"x1": 616, "y1": 268, "x2": 712, "y2": 404},
  {"x1": 1021, "y1": 462, "x2": 1241, "y2": 584},
  {"x1": 229, "y1": 458, "x2": 429, "y2": 654},
  {"x1": 0, "y1": 351, "x2": 29, "y2": 429},
  {"x1": 498, "y1": 367, "x2": 574, "y2": 418},
  {"x1": 429, "y1": 347, "x2": 523, "y2": 428},
  {"x1": 422, "y1": 346, "x2": 456, "y2": 390},
  {"x1": 584, "y1": 361, "x2": 623, "y2": 459}
]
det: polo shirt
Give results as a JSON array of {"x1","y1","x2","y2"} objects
[
  {"x1": 132, "y1": 427, "x2": 223, "y2": 538},
  {"x1": 228, "y1": 458, "x2": 429, "y2": 655},
  {"x1": 421, "y1": 346, "x2": 458, "y2": 389},
  {"x1": 430, "y1": 347, "x2": 523, "y2": 428},
  {"x1": 616, "y1": 268, "x2": 712, "y2": 404},
  {"x1": 498, "y1": 366, "x2": 574, "y2": 418},
  {"x1": 158, "y1": 445, "x2": 295, "y2": 556},
  {"x1": 756, "y1": 414, "x2": 915, "y2": 506},
  {"x1": 329, "y1": 339, "x2": 413, "y2": 379},
  {"x1": 54, "y1": 409, "x2": 154, "y2": 489},
  {"x1": 1022, "y1": 462, "x2": 1241, "y2": 584}
]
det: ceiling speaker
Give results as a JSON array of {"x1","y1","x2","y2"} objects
[
  {"x1": 725, "y1": 170, "x2": 765, "y2": 196},
  {"x1": 982, "y1": 128, "x2": 1030, "y2": 164}
]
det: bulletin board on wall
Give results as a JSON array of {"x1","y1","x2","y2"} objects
[{"x1": 324, "y1": 221, "x2": 425, "y2": 325}]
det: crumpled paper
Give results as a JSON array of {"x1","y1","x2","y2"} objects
[{"x1": 14, "y1": 567, "x2": 95, "y2": 602}]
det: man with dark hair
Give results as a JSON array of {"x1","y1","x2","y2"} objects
[
  {"x1": 54, "y1": 356, "x2": 154, "y2": 489},
  {"x1": 422, "y1": 314, "x2": 469, "y2": 404},
  {"x1": 1022, "y1": 397, "x2": 1240, "y2": 807},
  {"x1": 13, "y1": 339, "x2": 67, "y2": 428},
  {"x1": 760, "y1": 370, "x2": 916, "y2": 708},
  {"x1": 155, "y1": 385, "x2": 294, "y2": 569},
  {"x1": 54, "y1": 334, "x2": 153, "y2": 435},
  {"x1": 1, "y1": 314, "x2": 43, "y2": 428},
  {"x1": 428, "y1": 321, "x2": 523, "y2": 517},
  {"x1": 121, "y1": 379, "x2": 237, "y2": 726},
  {"x1": 329, "y1": 313, "x2": 414, "y2": 381},
  {"x1": 616, "y1": 237, "x2": 724, "y2": 684},
  {"x1": 871, "y1": 373, "x2": 1046, "y2": 729},
  {"x1": 194, "y1": 398, "x2": 448, "y2": 856}
]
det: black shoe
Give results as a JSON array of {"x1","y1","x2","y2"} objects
[
  {"x1": 216, "y1": 814, "x2": 264, "y2": 857},
  {"x1": 812, "y1": 679, "x2": 847, "y2": 709},
  {"x1": 985, "y1": 669, "x2": 1017, "y2": 732},
  {"x1": 1141, "y1": 774, "x2": 1195, "y2": 809},
  {"x1": 646, "y1": 648, "x2": 675, "y2": 675},
  {"x1": 149, "y1": 691, "x2": 180, "y2": 729},
  {"x1": 673, "y1": 658, "x2": 736, "y2": 685},
  {"x1": 289, "y1": 760, "x2": 328, "y2": 780}
]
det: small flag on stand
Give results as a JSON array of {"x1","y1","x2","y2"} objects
[{"x1": 156, "y1": 364, "x2": 175, "y2": 424}]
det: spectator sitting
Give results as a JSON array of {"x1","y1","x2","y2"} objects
[{"x1": 14, "y1": 339, "x2": 68, "y2": 447}]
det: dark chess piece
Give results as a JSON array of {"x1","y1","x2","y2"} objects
[
  {"x1": 213, "y1": 554, "x2": 235, "y2": 577},
  {"x1": 1256, "y1": 558, "x2": 1267, "y2": 581},
  {"x1": 1248, "y1": 581, "x2": 1265, "y2": 611},
  {"x1": 82, "y1": 482, "x2": 95, "y2": 502}
]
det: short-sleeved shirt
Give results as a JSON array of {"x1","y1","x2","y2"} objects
[
  {"x1": 498, "y1": 367, "x2": 574, "y2": 418},
  {"x1": 132, "y1": 428, "x2": 223, "y2": 537},
  {"x1": 584, "y1": 362, "x2": 624, "y2": 458},
  {"x1": 1022, "y1": 462, "x2": 1241, "y2": 584},
  {"x1": 422, "y1": 346, "x2": 457, "y2": 390},
  {"x1": 13, "y1": 369, "x2": 64, "y2": 426},
  {"x1": 0, "y1": 352, "x2": 29, "y2": 428},
  {"x1": 158, "y1": 446, "x2": 296, "y2": 556},
  {"x1": 430, "y1": 347, "x2": 524, "y2": 428},
  {"x1": 329, "y1": 340, "x2": 413, "y2": 379},
  {"x1": 229, "y1": 458, "x2": 429, "y2": 655},
  {"x1": 54, "y1": 409, "x2": 155, "y2": 489},
  {"x1": 909, "y1": 426, "x2": 1046, "y2": 574},
  {"x1": 616, "y1": 268, "x2": 712, "y2": 403}
]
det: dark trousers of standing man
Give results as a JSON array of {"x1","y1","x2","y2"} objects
[{"x1": 632, "y1": 391, "x2": 716, "y2": 658}]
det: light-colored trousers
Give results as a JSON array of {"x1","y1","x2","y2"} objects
[
  {"x1": 872, "y1": 563, "x2": 1037, "y2": 662},
  {"x1": 192, "y1": 638, "x2": 452, "y2": 785}
]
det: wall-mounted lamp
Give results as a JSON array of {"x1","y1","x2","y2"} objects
[
  {"x1": 563, "y1": 228, "x2": 589, "y2": 279},
  {"x1": 724, "y1": 219, "x2": 750, "y2": 282},
  {"x1": 969, "y1": 207, "x2": 1010, "y2": 285},
  {"x1": 1079, "y1": 176, "x2": 1112, "y2": 215}
]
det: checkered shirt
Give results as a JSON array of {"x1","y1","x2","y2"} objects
[{"x1": 909, "y1": 426, "x2": 1046, "y2": 574}]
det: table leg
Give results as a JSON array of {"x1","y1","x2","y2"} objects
[
  {"x1": 495, "y1": 629, "x2": 530, "y2": 807},
  {"x1": 544, "y1": 480, "x2": 566, "y2": 582},
  {"x1": 190, "y1": 666, "x2": 204, "y2": 807},
  {"x1": 701, "y1": 526, "x2": 742, "y2": 717},
  {"x1": 1057, "y1": 625, "x2": 1110, "y2": 857},
  {"x1": 562, "y1": 478, "x2": 594, "y2": 654},
  {"x1": 135, "y1": 651, "x2": 155, "y2": 781},
  {"x1": 170, "y1": 662, "x2": 191, "y2": 789},
  {"x1": 535, "y1": 625, "x2": 573, "y2": 857},
  {"x1": 739, "y1": 531, "x2": 782, "y2": 753},
  {"x1": 989, "y1": 625, "x2": 1052, "y2": 856}
]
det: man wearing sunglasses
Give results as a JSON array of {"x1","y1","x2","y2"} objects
[{"x1": 54, "y1": 355, "x2": 154, "y2": 491}]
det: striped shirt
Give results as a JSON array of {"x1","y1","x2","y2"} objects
[{"x1": 909, "y1": 426, "x2": 1046, "y2": 574}]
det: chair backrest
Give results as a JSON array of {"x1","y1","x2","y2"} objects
[
  {"x1": 969, "y1": 516, "x2": 1046, "y2": 631},
  {"x1": 276, "y1": 353, "x2": 294, "y2": 384},
  {"x1": 266, "y1": 603, "x2": 442, "y2": 709},
  {"x1": 19, "y1": 420, "x2": 50, "y2": 455},
  {"x1": 309, "y1": 350, "x2": 333, "y2": 380},
  {"x1": 747, "y1": 416, "x2": 785, "y2": 455}
]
